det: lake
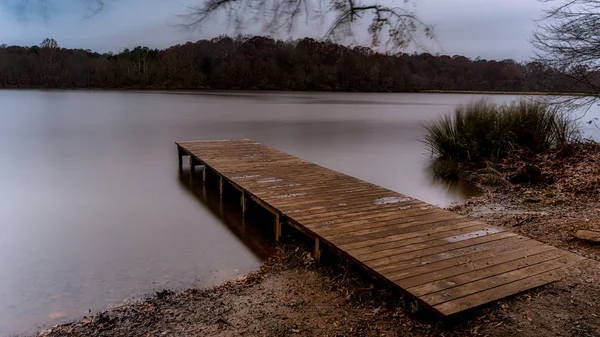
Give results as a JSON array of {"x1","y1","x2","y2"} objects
[{"x1": 0, "y1": 90, "x2": 594, "y2": 335}]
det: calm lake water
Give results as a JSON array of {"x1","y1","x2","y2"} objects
[{"x1": 0, "y1": 90, "x2": 596, "y2": 335}]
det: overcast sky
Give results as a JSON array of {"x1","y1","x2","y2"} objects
[{"x1": 0, "y1": 0, "x2": 548, "y2": 61}]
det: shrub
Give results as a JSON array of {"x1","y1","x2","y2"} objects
[
  {"x1": 430, "y1": 157, "x2": 464, "y2": 179},
  {"x1": 423, "y1": 99, "x2": 578, "y2": 166}
]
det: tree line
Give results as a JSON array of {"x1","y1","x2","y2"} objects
[{"x1": 0, "y1": 35, "x2": 584, "y2": 92}]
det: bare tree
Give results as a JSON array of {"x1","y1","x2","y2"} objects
[
  {"x1": 40, "y1": 38, "x2": 59, "y2": 49},
  {"x1": 5, "y1": 0, "x2": 433, "y2": 50},
  {"x1": 180, "y1": 0, "x2": 433, "y2": 50},
  {"x1": 533, "y1": 0, "x2": 600, "y2": 108}
]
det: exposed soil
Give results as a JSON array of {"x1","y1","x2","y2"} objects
[
  {"x1": 36, "y1": 243, "x2": 600, "y2": 337},
  {"x1": 37, "y1": 143, "x2": 600, "y2": 337},
  {"x1": 452, "y1": 142, "x2": 600, "y2": 261}
]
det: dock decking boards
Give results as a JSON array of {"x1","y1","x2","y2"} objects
[{"x1": 176, "y1": 139, "x2": 584, "y2": 317}]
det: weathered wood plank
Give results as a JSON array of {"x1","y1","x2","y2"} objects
[
  {"x1": 350, "y1": 230, "x2": 517, "y2": 261},
  {"x1": 407, "y1": 249, "x2": 570, "y2": 297},
  {"x1": 361, "y1": 231, "x2": 518, "y2": 264},
  {"x1": 385, "y1": 239, "x2": 550, "y2": 281},
  {"x1": 432, "y1": 265, "x2": 577, "y2": 315},
  {"x1": 338, "y1": 223, "x2": 488, "y2": 251},
  {"x1": 396, "y1": 244, "x2": 563, "y2": 289}
]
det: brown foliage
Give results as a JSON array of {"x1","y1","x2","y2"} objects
[{"x1": 0, "y1": 35, "x2": 583, "y2": 92}]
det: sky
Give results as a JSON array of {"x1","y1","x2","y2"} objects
[{"x1": 0, "y1": 0, "x2": 549, "y2": 61}]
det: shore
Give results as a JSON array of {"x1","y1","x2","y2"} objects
[
  {"x1": 37, "y1": 143, "x2": 600, "y2": 337},
  {"x1": 36, "y1": 247, "x2": 600, "y2": 337},
  {"x1": 0, "y1": 87, "x2": 582, "y2": 96},
  {"x1": 421, "y1": 90, "x2": 583, "y2": 96}
]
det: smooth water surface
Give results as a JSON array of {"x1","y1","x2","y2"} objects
[{"x1": 2, "y1": 90, "x2": 594, "y2": 335}]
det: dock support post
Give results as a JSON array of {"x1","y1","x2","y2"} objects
[
  {"x1": 241, "y1": 192, "x2": 247, "y2": 218},
  {"x1": 313, "y1": 238, "x2": 321, "y2": 263},
  {"x1": 274, "y1": 213, "x2": 281, "y2": 241},
  {"x1": 177, "y1": 146, "x2": 185, "y2": 171},
  {"x1": 219, "y1": 176, "x2": 223, "y2": 199},
  {"x1": 202, "y1": 165, "x2": 206, "y2": 183},
  {"x1": 189, "y1": 156, "x2": 195, "y2": 176}
]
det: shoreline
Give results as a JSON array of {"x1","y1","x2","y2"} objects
[
  {"x1": 421, "y1": 90, "x2": 585, "y2": 96},
  {"x1": 0, "y1": 87, "x2": 584, "y2": 96},
  {"x1": 36, "y1": 242, "x2": 599, "y2": 337},
  {"x1": 36, "y1": 143, "x2": 600, "y2": 337}
]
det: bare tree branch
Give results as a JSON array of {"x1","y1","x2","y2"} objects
[
  {"x1": 176, "y1": 0, "x2": 433, "y2": 51},
  {"x1": 5, "y1": 0, "x2": 433, "y2": 51},
  {"x1": 533, "y1": 0, "x2": 600, "y2": 109}
]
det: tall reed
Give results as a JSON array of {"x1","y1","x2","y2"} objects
[{"x1": 424, "y1": 100, "x2": 578, "y2": 177}]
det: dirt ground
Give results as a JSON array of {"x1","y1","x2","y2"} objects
[
  {"x1": 36, "y1": 244, "x2": 600, "y2": 337},
  {"x1": 38, "y1": 143, "x2": 600, "y2": 337},
  {"x1": 451, "y1": 142, "x2": 600, "y2": 262}
]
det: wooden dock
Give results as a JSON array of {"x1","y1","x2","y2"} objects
[{"x1": 176, "y1": 139, "x2": 584, "y2": 317}]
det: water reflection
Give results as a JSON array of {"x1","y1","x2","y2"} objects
[
  {"x1": 428, "y1": 174, "x2": 482, "y2": 202},
  {"x1": 177, "y1": 169, "x2": 275, "y2": 261},
  {"x1": 423, "y1": 159, "x2": 482, "y2": 203}
]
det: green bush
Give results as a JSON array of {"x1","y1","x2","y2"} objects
[{"x1": 423, "y1": 100, "x2": 578, "y2": 166}]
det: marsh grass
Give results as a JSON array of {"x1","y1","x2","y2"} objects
[{"x1": 424, "y1": 100, "x2": 579, "y2": 178}]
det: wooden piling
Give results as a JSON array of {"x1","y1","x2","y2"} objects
[
  {"x1": 313, "y1": 238, "x2": 321, "y2": 263},
  {"x1": 189, "y1": 156, "x2": 195, "y2": 175},
  {"x1": 177, "y1": 145, "x2": 185, "y2": 170},
  {"x1": 274, "y1": 213, "x2": 281, "y2": 241},
  {"x1": 241, "y1": 192, "x2": 247, "y2": 218},
  {"x1": 219, "y1": 175, "x2": 223, "y2": 199}
]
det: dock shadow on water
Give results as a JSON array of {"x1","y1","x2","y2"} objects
[{"x1": 178, "y1": 168, "x2": 276, "y2": 261}]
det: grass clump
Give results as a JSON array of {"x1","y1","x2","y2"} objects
[
  {"x1": 430, "y1": 158, "x2": 464, "y2": 180},
  {"x1": 424, "y1": 100, "x2": 578, "y2": 178}
]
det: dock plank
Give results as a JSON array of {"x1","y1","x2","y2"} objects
[{"x1": 176, "y1": 139, "x2": 584, "y2": 317}]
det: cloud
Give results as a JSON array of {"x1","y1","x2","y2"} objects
[
  {"x1": 417, "y1": 0, "x2": 544, "y2": 60},
  {"x1": 0, "y1": 0, "x2": 547, "y2": 60},
  {"x1": 1, "y1": 0, "x2": 97, "y2": 21},
  {"x1": 0, "y1": 0, "x2": 192, "y2": 49}
]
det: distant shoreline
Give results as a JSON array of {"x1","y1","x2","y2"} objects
[
  {"x1": 0, "y1": 87, "x2": 582, "y2": 96},
  {"x1": 422, "y1": 89, "x2": 582, "y2": 96}
]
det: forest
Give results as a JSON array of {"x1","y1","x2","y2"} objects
[{"x1": 0, "y1": 35, "x2": 582, "y2": 92}]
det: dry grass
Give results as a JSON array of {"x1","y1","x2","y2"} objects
[{"x1": 424, "y1": 100, "x2": 579, "y2": 178}]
